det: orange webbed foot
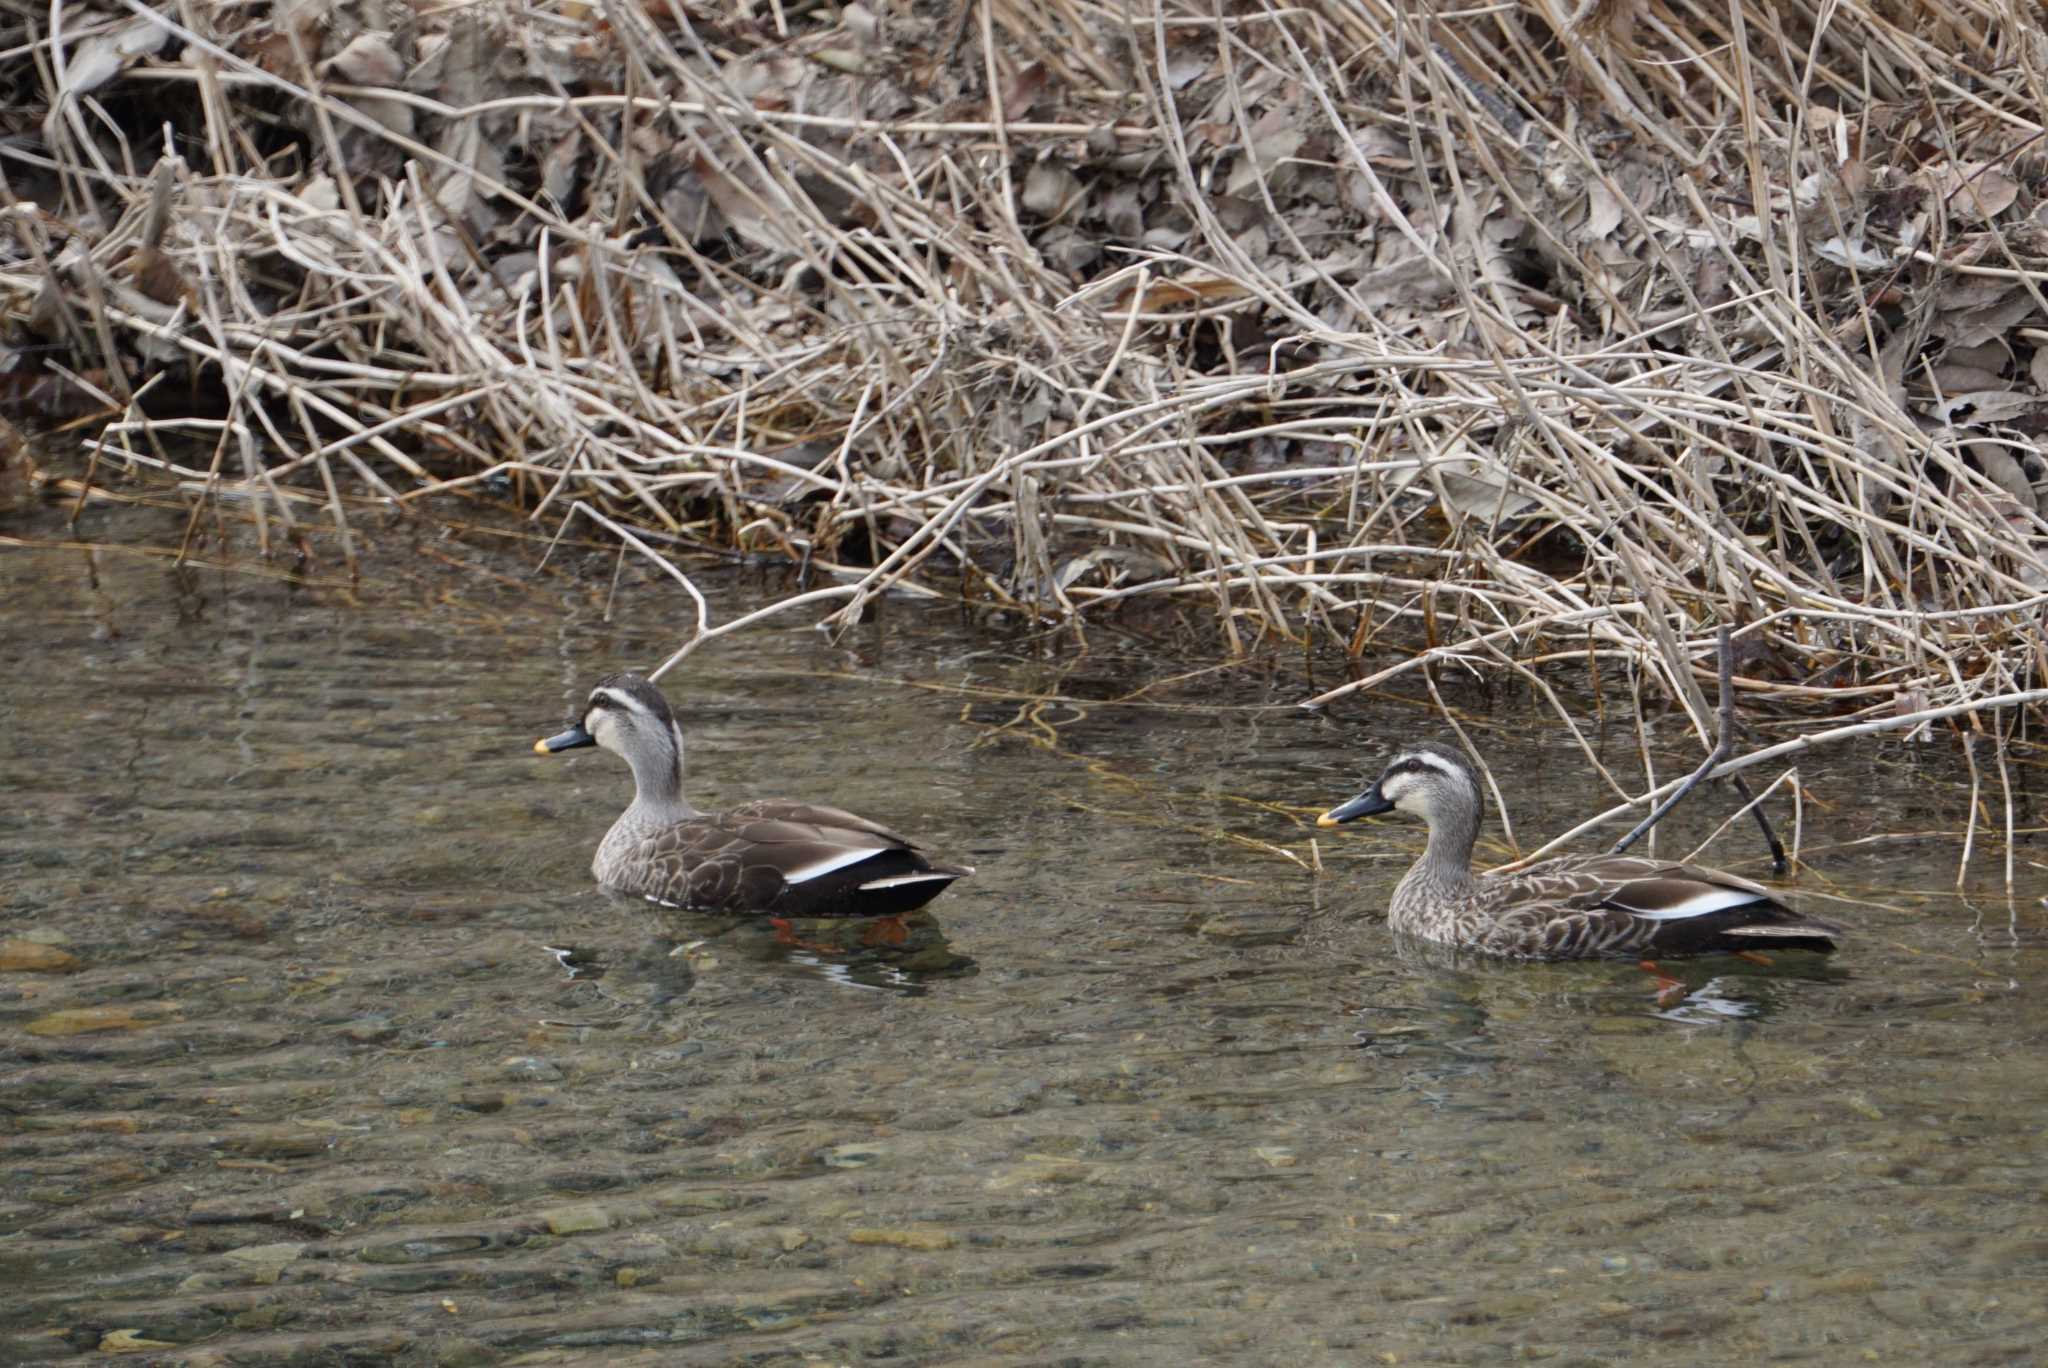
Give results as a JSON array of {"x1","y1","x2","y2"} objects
[{"x1": 1639, "y1": 959, "x2": 1687, "y2": 1005}]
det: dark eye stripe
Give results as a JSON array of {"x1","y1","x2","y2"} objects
[{"x1": 588, "y1": 688, "x2": 648, "y2": 716}]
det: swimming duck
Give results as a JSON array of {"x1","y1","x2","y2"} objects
[
  {"x1": 535, "y1": 673, "x2": 972, "y2": 916},
  {"x1": 1317, "y1": 742, "x2": 1839, "y2": 959}
]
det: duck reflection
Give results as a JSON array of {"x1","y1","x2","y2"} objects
[
  {"x1": 699, "y1": 908, "x2": 976, "y2": 994},
  {"x1": 540, "y1": 934, "x2": 700, "y2": 1028},
  {"x1": 1372, "y1": 928, "x2": 1844, "y2": 1024},
  {"x1": 540, "y1": 903, "x2": 972, "y2": 1017}
]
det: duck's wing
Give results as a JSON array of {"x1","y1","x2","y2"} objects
[
  {"x1": 1493, "y1": 855, "x2": 1840, "y2": 958},
  {"x1": 728, "y1": 799, "x2": 922, "y2": 848},
  {"x1": 629, "y1": 802, "x2": 971, "y2": 917}
]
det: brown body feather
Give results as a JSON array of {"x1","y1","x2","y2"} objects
[
  {"x1": 1406, "y1": 851, "x2": 1839, "y2": 960},
  {"x1": 596, "y1": 798, "x2": 972, "y2": 917}
]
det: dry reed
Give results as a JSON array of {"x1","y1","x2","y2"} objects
[{"x1": 7, "y1": 0, "x2": 2048, "y2": 783}]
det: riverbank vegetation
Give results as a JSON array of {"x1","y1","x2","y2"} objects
[{"x1": 6, "y1": 0, "x2": 2048, "y2": 755}]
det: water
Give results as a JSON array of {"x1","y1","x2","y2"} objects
[{"x1": 4, "y1": 500, "x2": 2046, "y2": 1365}]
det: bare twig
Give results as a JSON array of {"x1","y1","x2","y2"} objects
[
  {"x1": 1610, "y1": 625, "x2": 1784, "y2": 870},
  {"x1": 10, "y1": 0, "x2": 2048, "y2": 834}
]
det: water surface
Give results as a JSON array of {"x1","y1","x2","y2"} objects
[{"x1": 3, "y1": 500, "x2": 2045, "y2": 1365}]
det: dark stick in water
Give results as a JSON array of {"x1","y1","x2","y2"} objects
[{"x1": 1611, "y1": 626, "x2": 1788, "y2": 873}]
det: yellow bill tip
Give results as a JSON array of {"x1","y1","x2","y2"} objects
[
  {"x1": 1315, "y1": 812, "x2": 1341, "y2": 828},
  {"x1": 532, "y1": 737, "x2": 551, "y2": 754}
]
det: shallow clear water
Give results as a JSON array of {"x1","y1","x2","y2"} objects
[{"x1": 4, "y1": 501, "x2": 2047, "y2": 1365}]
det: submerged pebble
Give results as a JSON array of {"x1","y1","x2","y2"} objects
[
  {"x1": 499, "y1": 1056, "x2": 564, "y2": 1082},
  {"x1": 848, "y1": 1226, "x2": 955, "y2": 1251},
  {"x1": 542, "y1": 1204, "x2": 612, "y2": 1235},
  {"x1": 0, "y1": 938, "x2": 81, "y2": 972},
  {"x1": 1196, "y1": 913, "x2": 1301, "y2": 945},
  {"x1": 822, "y1": 1143, "x2": 887, "y2": 1169},
  {"x1": 26, "y1": 1006, "x2": 161, "y2": 1036}
]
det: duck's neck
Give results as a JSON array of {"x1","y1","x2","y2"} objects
[
  {"x1": 622, "y1": 735, "x2": 696, "y2": 825},
  {"x1": 594, "y1": 738, "x2": 696, "y2": 890},
  {"x1": 1397, "y1": 805, "x2": 1481, "y2": 911}
]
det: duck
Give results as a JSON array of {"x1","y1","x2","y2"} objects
[
  {"x1": 534, "y1": 673, "x2": 972, "y2": 917},
  {"x1": 1316, "y1": 741, "x2": 1840, "y2": 959}
]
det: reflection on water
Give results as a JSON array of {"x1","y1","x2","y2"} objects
[
  {"x1": 1652, "y1": 978, "x2": 1763, "y2": 1024},
  {"x1": 4, "y1": 499, "x2": 2048, "y2": 1363},
  {"x1": 543, "y1": 906, "x2": 972, "y2": 1017},
  {"x1": 1369, "y1": 929, "x2": 1851, "y2": 1025},
  {"x1": 540, "y1": 934, "x2": 700, "y2": 1025}
]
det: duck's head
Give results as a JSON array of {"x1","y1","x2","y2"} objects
[
  {"x1": 1317, "y1": 741, "x2": 1478, "y2": 829},
  {"x1": 534, "y1": 673, "x2": 686, "y2": 775}
]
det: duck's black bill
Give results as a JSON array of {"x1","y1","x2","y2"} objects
[
  {"x1": 1317, "y1": 786, "x2": 1392, "y2": 827},
  {"x1": 534, "y1": 725, "x2": 595, "y2": 755}
]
